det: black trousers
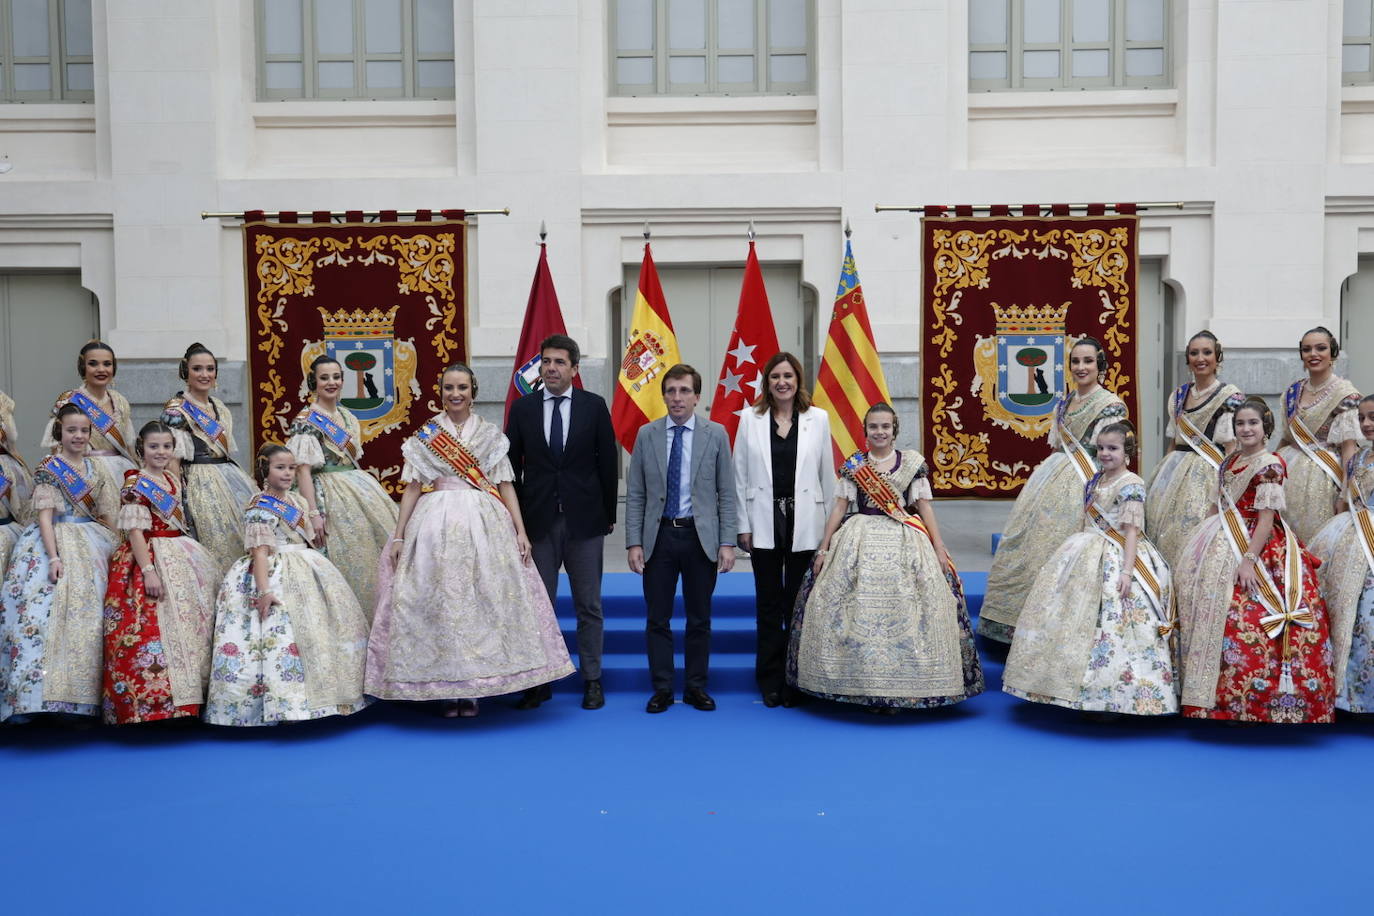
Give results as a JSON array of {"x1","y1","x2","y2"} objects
[
  {"x1": 749, "y1": 500, "x2": 813, "y2": 694},
  {"x1": 643, "y1": 522, "x2": 717, "y2": 692}
]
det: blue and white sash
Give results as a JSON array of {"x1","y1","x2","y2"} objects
[
  {"x1": 67, "y1": 390, "x2": 134, "y2": 461},
  {"x1": 170, "y1": 397, "x2": 228, "y2": 454},
  {"x1": 130, "y1": 472, "x2": 189, "y2": 532},
  {"x1": 0, "y1": 467, "x2": 10, "y2": 502},
  {"x1": 249, "y1": 492, "x2": 313, "y2": 544},
  {"x1": 304, "y1": 409, "x2": 356, "y2": 465},
  {"x1": 39, "y1": 454, "x2": 98, "y2": 519}
]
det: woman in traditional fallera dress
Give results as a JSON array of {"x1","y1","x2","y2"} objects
[
  {"x1": 161, "y1": 343, "x2": 257, "y2": 575},
  {"x1": 366, "y1": 364, "x2": 574, "y2": 717},
  {"x1": 1276, "y1": 327, "x2": 1361, "y2": 544},
  {"x1": 0, "y1": 404, "x2": 118, "y2": 723},
  {"x1": 205, "y1": 444, "x2": 370, "y2": 726},
  {"x1": 788, "y1": 403, "x2": 983, "y2": 712},
  {"x1": 1003, "y1": 423, "x2": 1178, "y2": 715},
  {"x1": 1145, "y1": 331, "x2": 1244, "y2": 570},
  {"x1": 978, "y1": 337, "x2": 1128, "y2": 644},
  {"x1": 101, "y1": 422, "x2": 218, "y2": 725},
  {"x1": 286, "y1": 355, "x2": 399, "y2": 618},
  {"x1": 1307, "y1": 395, "x2": 1374, "y2": 713},
  {"x1": 41, "y1": 340, "x2": 138, "y2": 494},
  {"x1": 0, "y1": 390, "x2": 35, "y2": 576},
  {"x1": 1175, "y1": 398, "x2": 1336, "y2": 723}
]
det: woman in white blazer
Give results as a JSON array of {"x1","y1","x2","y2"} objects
[{"x1": 734, "y1": 352, "x2": 835, "y2": 706}]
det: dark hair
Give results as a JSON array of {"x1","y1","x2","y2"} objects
[
  {"x1": 1186, "y1": 330, "x2": 1224, "y2": 366},
  {"x1": 1300, "y1": 326, "x2": 1340, "y2": 359},
  {"x1": 1096, "y1": 421, "x2": 1137, "y2": 461},
  {"x1": 50, "y1": 402, "x2": 88, "y2": 441},
  {"x1": 77, "y1": 339, "x2": 117, "y2": 379},
  {"x1": 1071, "y1": 336, "x2": 1109, "y2": 375},
  {"x1": 753, "y1": 352, "x2": 812, "y2": 415},
  {"x1": 540, "y1": 334, "x2": 581, "y2": 368},
  {"x1": 1362, "y1": 394, "x2": 1374, "y2": 407},
  {"x1": 1236, "y1": 396, "x2": 1276, "y2": 439},
  {"x1": 863, "y1": 402, "x2": 900, "y2": 439},
  {"x1": 440, "y1": 362, "x2": 479, "y2": 399},
  {"x1": 135, "y1": 420, "x2": 176, "y2": 460},
  {"x1": 661, "y1": 364, "x2": 702, "y2": 395},
  {"x1": 306, "y1": 355, "x2": 341, "y2": 392},
  {"x1": 179, "y1": 342, "x2": 217, "y2": 381},
  {"x1": 254, "y1": 443, "x2": 293, "y2": 486}
]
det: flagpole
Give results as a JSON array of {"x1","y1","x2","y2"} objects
[
  {"x1": 873, "y1": 201, "x2": 1188, "y2": 213},
  {"x1": 200, "y1": 208, "x2": 510, "y2": 220}
]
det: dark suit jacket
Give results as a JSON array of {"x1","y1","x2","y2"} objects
[{"x1": 506, "y1": 387, "x2": 618, "y2": 540}]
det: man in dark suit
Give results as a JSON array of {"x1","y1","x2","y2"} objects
[
  {"x1": 625, "y1": 364, "x2": 737, "y2": 713},
  {"x1": 507, "y1": 334, "x2": 618, "y2": 710}
]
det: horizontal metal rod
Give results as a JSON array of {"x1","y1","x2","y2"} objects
[
  {"x1": 200, "y1": 208, "x2": 510, "y2": 220},
  {"x1": 875, "y1": 201, "x2": 1188, "y2": 213}
]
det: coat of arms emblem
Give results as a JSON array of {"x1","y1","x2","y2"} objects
[
  {"x1": 971, "y1": 302, "x2": 1070, "y2": 439},
  {"x1": 299, "y1": 306, "x2": 420, "y2": 439}
]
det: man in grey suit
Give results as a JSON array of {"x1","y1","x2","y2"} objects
[{"x1": 625, "y1": 363, "x2": 738, "y2": 713}]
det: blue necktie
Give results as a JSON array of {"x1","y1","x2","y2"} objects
[
  {"x1": 666, "y1": 424, "x2": 684, "y2": 518},
  {"x1": 549, "y1": 396, "x2": 566, "y2": 462}
]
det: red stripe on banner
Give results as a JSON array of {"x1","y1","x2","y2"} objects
[
  {"x1": 955, "y1": 205, "x2": 974, "y2": 217},
  {"x1": 1116, "y1": 203, "x2": 1138, "y2": 215},
  {"x1": 312, "y1": 210, "x2": 331, "y2": 224},
  {"x1": 924, "y1": 205, "x2": 946, "y2": 217},
  {"x1": 1022, "y1": 204, "x2": 1039, "y2": 216},
  {"x1": 244, "y1": 210, "x2": 265, "y2": 223},
  {"x1": 990, "y1": 205, "x2": 1010, "y2": 216},
  {"x1": 379, "y1": 210, "x2": 398, "y2": 222},
  {"x1": 279, "y1": 211, "x2": 298, "y2": 223},
  {"x1": 414, "y1": 209, "x2": 432, "y2": 222},
  {"x1": 817, "y1": 319, "x2": 887, "y2": 409},
  {"x1": 815, "y1": 359, "x2": 868, "y2": 434},
  {"x1": 1052, "y1": 204, "x2": 1070, "y2": 216},
  {"x1": 345, "y1": 210, "x2": 363, "y2": 222},
  {"x1": 441, "y1": 209, "x2": 466, "y2": 221},
  {"x1": 1087, "y1": 203, "x2": 1106, "y2": 216}
]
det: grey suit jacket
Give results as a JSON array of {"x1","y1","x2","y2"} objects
[{"x1": 625, "y1": 413, "x2": 738, "y2": 562}]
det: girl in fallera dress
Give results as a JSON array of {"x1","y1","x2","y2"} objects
[
  {"x1": 1145, "y1": 331, "x2": 1244, "y2": 569},
  {"x1": 788, "y1": 403, "x2": 983, "y2": 712},
  {"x1": 101, "y1": 422, "x2": 218, "y2": 725},
  {"x1": 286, "y1": 355, "x2": 399, "y2": 618},
  {"x1": 1306, "y1": 395, "x2": 1374, "y2": 713},
  {"x1": 204, "y1": 445, "x2": 370, "y2": 726},
  {"x1": 161, "y1": 343, "x2": 257, "y2": 574},
  {"x1": 0, "y1": 404, "x2": 118, "y2": 723},
  {"x1": 0, "y1": 390, "x2": 35, "y2": 576},
  {"x1": 1003, "y1": 423, "x2": 1178, "y2": 716},
  {"x1": 365, "y1": 364, "x2": 574, "y2": 718},
  {"x1": 42, "y1": 340, "x2": 138, "y2": 493},
  {"x1": 978, "y1": 337, "x2": 1128, "y2": 644},
  {"x1": 1175, "y1": 398, "x2": 1336, "y2": 723},
  {"x1": 1275, "y1": 327, "x2": 1361, "y2": 544}
]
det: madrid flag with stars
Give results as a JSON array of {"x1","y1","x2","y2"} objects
[{"x1": 710, "y1": 239, "x2": 780, "y2": 443}]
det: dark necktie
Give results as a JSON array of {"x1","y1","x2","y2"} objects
[
  {"x1": 666, "y1": 424, "x2": 685, "y2": 517},
  {"x1": 549, "y1": 396, "x2": 567, "y2": 462}
]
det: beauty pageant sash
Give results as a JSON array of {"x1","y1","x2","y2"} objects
[
  {"x1": 1345, "y1": 458, "x2": 1374, "y2": 579},
  {"x1": 840, "y1": 451, "x2": 957, "y2": 577},
  {"x1": 249, "y1": 492, "x2": 313, "y2": 545},
  {"x1": 65, "y1": 390, "x2": 134, "y2": 462},
  {"x1": 1082, "y1": 475, "x2": 1172, "y2": 633},
  {"x1": 39, "y1": 454, "x2": 99, "y2": 520},
  {"x1": 1172, "y1": 384, "x2": 1226, "y2": 470},
  {"x1": 1054, "y1": 393, "x2": 1099, "y2": 484},
  {"x1": 304, "y1": 409, "x2": 357, "y2": 465},
  {"x1": 415, "y1": 421, "x2": 502, "y2": 502},
  {"x1": 1284, "y1": 381, "x2": 1344, "y2": 489},
  {"x1": 130, "y1": 472, "x2": 190, "y2": 533},
  {"x1": 169, "y1": 397, "x2": 229, "y2": 455}
]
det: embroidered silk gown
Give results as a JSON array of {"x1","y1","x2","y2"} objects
[
  {"x1": 0, "y1": 457, "x2": 118, "y2": 721},
  {"x1": 162, "y1": 393, "x2": 257, "y2": 575},
  {"x1": 1276, "y1": 378, "x2": 1361, "y2": 544},
  {"x1": 205, "y1": 491, "x2": 370, "y2": 726},
  {"x1": 1003, "y1": 471, "x2": 1178, "y2": 715},
  {"x1": 1175, "y1": 453, "x2": 1335, "y2": 723},
  {"x1": 0, "y1": 390, "x2": 35, "y2": 576},
  {"x1": 365, "y1": 413, "x2": 574, "y2": 700},
  {"x1": 787, "y1": 450, "x2": 984, "y2": 709},
  {"x1": 978, "y1": 387, "x2": 1127, "y2": 643},
  {"x1": 1307, "y1": 447, "x2": 1374, "y2": 712},
  {"x1": 1145, "y1": 383, "x2": 1243, "y2": 569},
  {"x1": 286, "y1": 404, "x2": 398, "y2": 619},
  {"x1": 101, "y1": 470, "x2": 218, "y2": 724},
  {"x1": 42, "y1": 386, "x2": 137, "y2": 493}
]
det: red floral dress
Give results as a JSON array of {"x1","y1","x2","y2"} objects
[
  {"x1": 1183, "y1": 457, "x2": 1336, "y2": 723},
  {"x1": 101, "y1": 471, "x2": 201, "y2": 724}
]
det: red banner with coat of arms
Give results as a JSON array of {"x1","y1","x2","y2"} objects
[
  {"x1": 244, "y1": 212, "x2": 467, "y2": 495},
  {"x1": 920, "y1": 209, "x2": 1139, "y2": 498}
]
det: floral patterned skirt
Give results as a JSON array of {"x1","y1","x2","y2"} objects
[
  {"x1": 0, "y1": 521, "x2": 18, "y2": 580},
  {"x1": 314, "y1": 468, "x2": 399, "y2": 623},
  {"x1": 183, "y1": 461, "x2": 257, "y2": 576}
]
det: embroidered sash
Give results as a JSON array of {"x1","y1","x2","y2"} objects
[
  {"x1": 130, "y1": 473, "x2": 190, "y2": 533},
  {"x1": 170, "y1": 397, "x2": 229, "y2": 455},
  {"x1": 1345, "y1": 463, "x2": 1374, "y2": 579},
  {"x1": 1054, "y1": 393, "x2": 1099, "y2": 483},
  {"x1": 249, "y1": 492, "x2": 313, "y2": 545},
  {"x1": 67, "y1": 390, "x2": 134, "y2": 462},
  {"x1": 39, "y1": 454, "x2": 99, "y2": 519},
  {"x1": 1082, "y1": 479, "x2": 1171, "y2": 632},
  {"x1": 840, "y1": 451, "x2": 955, "y2": 575},
  {"x1": 1284, "y1": 381, "x2": 1344, "y2": 488},
  {"x1": 0, "y1": 467, "x2": 10, "y2": 502},
  {"x1": 304, "y1": 409, "x2": 357, "y2": 465},
  {"x1": 1172, "y1": 384, "x2": 1226, "y2": 470},
  {"x1": 416, "y1": 421, "x2": 503, "y2": 502}
]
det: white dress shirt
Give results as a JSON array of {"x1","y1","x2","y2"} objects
[{"x1": 542, "y1": 388, "x2": 571, "y2": 450}]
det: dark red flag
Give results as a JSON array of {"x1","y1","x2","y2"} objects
[{"x1": 504, "y1": 242, "x2": 580, "y2": 424}]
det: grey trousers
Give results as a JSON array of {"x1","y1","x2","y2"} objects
[{"x1": 531, "y1": 512, "x2": 605, "y2": 681}]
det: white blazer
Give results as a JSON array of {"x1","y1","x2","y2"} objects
[{"x1": 733, "y1": 405, "x2": 835, "y2": 551}]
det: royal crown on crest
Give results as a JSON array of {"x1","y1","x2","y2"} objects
[
  {"x1": 992, "y1": 302, "x2": 1070, "y2": 336},
  {"x1": 317, "y1": 305, "x2": 400, "y2": 340}
]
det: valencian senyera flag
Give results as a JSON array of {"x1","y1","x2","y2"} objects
[
  {"x1": 503, "y1": 239, "x2": 580, "y2": 425},
  {"x1": 243, "y1": 209, "x2": 468, "y2": 496},
  {"x1": 813, "y1": 239, "x2": 893, "y2": 468},
  {"x1": 709, "y1": 239, "x2": 780, "y2": 444},
  {"x1": 919, "y1": 205, "x2": 1139, "y2": 498},
  {"x1": 612, "y1": 242, "x2": 682, "y2": 452}
]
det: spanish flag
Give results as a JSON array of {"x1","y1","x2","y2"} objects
[
  {"x1": 612, "y1": 243, "x2": 682, "y2": 452},
  {"x1": 813, "y1": 239, "x2": 892, "y2": 467}
]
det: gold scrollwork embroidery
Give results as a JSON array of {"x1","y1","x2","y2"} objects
[
  {"x1": 391, "y1": 233, "x2": 456, "y2": 298},
  {"x1": 927, "y1": 363, "x2": 1030, "y2": 491},
  {"x1": 1061, "y1": 227, "x2": 1132, "y2": 295},
  {"x1": 254, "y1": 236, "x2": 320, "y2": 302},
  {"x1": 425, "y1": 294, "x2": 460, "y2": 364}
]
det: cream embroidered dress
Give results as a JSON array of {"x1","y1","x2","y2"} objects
[
  {"x1": 162, "y1": 393, "x2": 258, "y2": 575},
  {"x1": 1003, "y1": 471, "x2": 1178, "y2": 715},
  {"x1": 1145, "y1": 383, "x2": 1243, "y2": 569},
  {"x1": 286, "y1": 404, "x2": 398, "y2": 618},
  {"x1": 41, "y1": 386, "x2": 137, "y2": 494},
  {"x1": 978, "y1": 387, "x2": 1127, "y2": 643},
  {"x1": 1307, "y1": 447, "x2": 1374, "y2": 712},
  {"x1": 1276, "y1": 377, "x2": 1361, "y2": 544},
  {"x1": 0, "y1": 391, "x2": 35, "y2": 576},
  {"x1": 789, "y1": 450, "x2": 984, "y2": 709},
  {"x1": 0, "y1": 458, "x2": 118, "y2": 721},
  {"x1": 365, "y1": 413, "x2": 574, "y2": 700},
  {"x1": 205, "y1": 491, "x2": 370, "y2": 726}
]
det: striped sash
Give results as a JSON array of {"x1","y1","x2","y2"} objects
[
  {"x1": 249, "y1": 492, "x2": 313, "y2": 546},
  {"x1": 170, "y1": 397, "x2": 229, "y2": 455},
  {"x1": 1084, "y1": 495, "x2": 1172, "y2": 633},
  {"x1": 1346, "y1": 469, "x2": 1374, "y2": 579},
  {"x1": 415, "y1": 421, "x2": 503, "y2": 503},
  {"x1": 129, "y1": 472, "x2": 190, "y2": 533},
  {"x1": 841, "y1": 451, "x2": 955, "y2": 574},
  {"x1": 39, "y1": 454, "x2": 100, "y2": 520},
  {"x1": 1284, "y1": 381, "x2": 1344, "y2": 488},
  {"x1": 1054, "y1": 393, "x2": 1098, "y2": 483},
  {"x1": 67, "y1": 390, "x2": 135, "y2": 462},
  {"x1": 304, "y1": 409, "x2": 357, "y2": 466},
  {"x1": 1172, "y1": 384, "x2": 1226, "y2": 470}
]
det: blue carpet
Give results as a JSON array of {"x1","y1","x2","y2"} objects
[{"x1": 3, "y1": 575, "x2": 1371, "y2": 914}]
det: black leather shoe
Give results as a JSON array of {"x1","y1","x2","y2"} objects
[
  {"x1": 781, "y1": 688, "x2": 801, "y2": 708},
  {"x1": 516, "y1": 683, "x2": 552, "y2": 710},
  {"x1": 582, "y1": 679, "x2": 605, "y2": 710},
  {"x1": 646, "y1": 690, "x2": 674, "y2": 713},
  {"x1": 684, "y1": 687, "x2": 716, "y2": 711},
  {"x1": 762, "y1": 691, "x2": 783, "y2": 708}
]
